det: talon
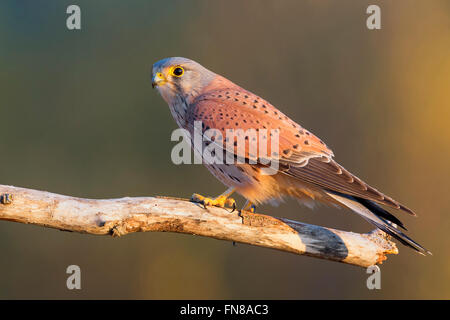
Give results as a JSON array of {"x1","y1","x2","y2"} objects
[
  {"x1": 190, "y1": 193, "x2": 201, "y2": 203},
  {"x1": 226, "y1": 198, "x2": 236, "y2": 213},
  {"x1": 190, "y1": 193, "x2": 208, "y2": 209},
  {"x1": 237, "y1": 210, "x2": 244, "y2": 224}
]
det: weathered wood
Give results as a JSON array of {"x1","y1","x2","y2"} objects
[{"x1": 0, "y1": 184, "x2": 398, "y2": 267}]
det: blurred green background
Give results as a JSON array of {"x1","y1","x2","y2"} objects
[{"x1": 0, "y1": 0, "x2": 449, "y2": 299}]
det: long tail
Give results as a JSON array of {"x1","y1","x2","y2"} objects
[{"x1": 325, "y1": 191, "x2": 431, "y2": 255}]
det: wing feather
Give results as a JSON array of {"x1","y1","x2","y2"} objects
[
  {"x1": 285, "y1": 156, "x2": 416, "y2": 215},
  {"x1": 187, "y1": 86, "x2": 415, "y2": 216},
  {"x1": 187, "y1": 88, "x2": 333, "y2": 163}
]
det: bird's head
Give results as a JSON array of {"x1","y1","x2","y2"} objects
[{"x1": 152, "y1": 57, "x2": 216, "y2": 104}]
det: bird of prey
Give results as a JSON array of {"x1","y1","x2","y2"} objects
[{"x1": 151, "y1": 57, "x2": 430, "y2": 255}]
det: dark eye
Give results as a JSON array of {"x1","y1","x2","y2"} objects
[{"x1": 172, "y1": 66, "x2": 184, "y2": 77}]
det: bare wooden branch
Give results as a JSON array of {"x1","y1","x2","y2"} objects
[{"x1": 0, "y1": 184, "x2": 398, "y2": 267}]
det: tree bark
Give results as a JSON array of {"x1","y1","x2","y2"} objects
[{"x1": 0, "y1": 184, "x2": 398, "y2": 267}]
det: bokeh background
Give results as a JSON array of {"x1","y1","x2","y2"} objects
[{"x1": 0, "y1": 0, "x2": 449, "y2": 299}]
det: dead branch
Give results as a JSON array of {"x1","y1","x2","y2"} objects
[{"x1": 0, "y1": 184, "x2": 398, "y2": 267}]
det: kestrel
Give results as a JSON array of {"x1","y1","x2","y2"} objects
[{"x1": 151, "y1": 57, "x2": 430, "y2": 255}]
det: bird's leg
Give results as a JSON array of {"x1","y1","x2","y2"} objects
[
  {"x1": 191, "y1": 187, "x2": 236, "y2": 212},
  {"x1": 242, "y1": 200, "x2": 256, "y2": 213}
]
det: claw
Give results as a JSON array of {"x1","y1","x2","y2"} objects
[
  {"x1": 226, "y1": 198, "x2": 236, "y2": 213},
  {"x1": 191, "y1": 193, "x2": 207, "y2": 209},
  {"x1": 230, "y1": 202, "x2": 236, "y2": 213}
]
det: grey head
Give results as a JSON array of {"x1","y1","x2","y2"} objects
[{"x1": 152, "y1": 57, "x2": 217, "y2": 105}]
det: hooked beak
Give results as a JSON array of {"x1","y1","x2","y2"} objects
[{"x1": 152, "y1": 72, "x2": 166, "y2": 88}]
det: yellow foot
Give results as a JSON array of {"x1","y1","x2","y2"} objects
[{"x1": 191, "y1": 193, "x2": 236, "y2": 212}]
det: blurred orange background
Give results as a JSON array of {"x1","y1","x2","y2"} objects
[{"x1": 0, "y1": 0, "x2": 448, "y2": 299}]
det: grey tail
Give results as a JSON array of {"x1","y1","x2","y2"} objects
[{"x1": 325, "y1": 191, "x2": 431, "y2": 255}]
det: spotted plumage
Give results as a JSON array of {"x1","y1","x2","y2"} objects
[{"x1": 151, "y1": 57, "x2": 430, "y2": 255}]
